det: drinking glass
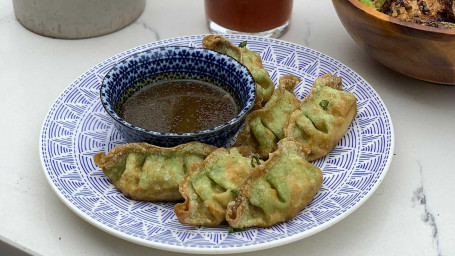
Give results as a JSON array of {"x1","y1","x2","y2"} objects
[{"x1": 204, "y1": 0, "x2": 293, "y2": 38}]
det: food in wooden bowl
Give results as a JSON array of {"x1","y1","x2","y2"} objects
[
  {"x1": 332, "y1": 0, "x2": 455, "y2": 84},
  {"x1": 360, "y1": 0, "x2": 455, "y2": 28}
]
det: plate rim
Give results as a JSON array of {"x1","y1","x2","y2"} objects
[{"x1": 39, "y1": 34, "x2": 395, "y2": 254}]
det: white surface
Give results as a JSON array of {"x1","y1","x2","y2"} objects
[{"x1": 0, "y1": 0, "x2": 454, "y2": 255}]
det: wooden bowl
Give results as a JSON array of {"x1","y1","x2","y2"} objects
[{"x1": 332, "y1": 0, "x2": 455, "y2": 85}]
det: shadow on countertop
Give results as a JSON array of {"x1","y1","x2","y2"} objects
[{"x1": 0, "y1": 238, "x2": 34, "y2": 256}]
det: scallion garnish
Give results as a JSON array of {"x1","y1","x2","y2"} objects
[
  {"x1": 319, "y1": 100, "x2": 329, "y2": 110},
  {"x1": 238, "y1": 41, "x2": 247, "y2": 48},
  {"x1": 231, "y1": 189, "x2": 239, "y2": 196},
  {"x1": 228, "y1": 227, "x2": 246, "y2": 233},
  {"x1": 251, "y1": 156, "x2": 260, "y2": 167}
]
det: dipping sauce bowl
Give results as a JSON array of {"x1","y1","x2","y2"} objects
[{"x1": 100, "y1": 46, "x2": 256, "y2": 147}]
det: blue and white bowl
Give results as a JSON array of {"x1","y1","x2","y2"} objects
[{"x1": 100, "y1": 46, "x2": 256, "y2": 147}]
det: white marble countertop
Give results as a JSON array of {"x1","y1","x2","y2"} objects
[{"x1": 1, "y1": 0, "x2": 454, "y2": 255}]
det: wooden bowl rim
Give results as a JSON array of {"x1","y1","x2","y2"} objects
[{"x1": 343, "y1": 0, "x2": 455, "y2": 35}]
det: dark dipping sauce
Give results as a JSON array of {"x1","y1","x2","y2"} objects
[{"x1": 119, "y1": 79, "x2": 240, "y2": 134}]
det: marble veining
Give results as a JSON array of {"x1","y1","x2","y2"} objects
[
  {"x1": 0, "y1": 11, "x2": 14, "y2": 24},
  {"x1": 134, "y1": 21, "x2": 160, "y2": 40},
  {"x1": 413, "y1": 161, "x2": 441, "y2": 256},
  {"x1": 301, "y1": 20, "x2": 311, "y2": 47}
]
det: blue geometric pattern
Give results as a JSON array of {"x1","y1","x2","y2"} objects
[
  {"x1": 100, "y1": 46, "x2": 256, "y2": 147},
  {"x1": 40, "y1": 35, "x2": 394, "y2": 253}
]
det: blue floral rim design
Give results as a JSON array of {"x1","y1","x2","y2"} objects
[
  {"x1": 100, "y1": 46, "x2": 256, "y2": 137},
  {"x1": 39, "y1": 35, "x2": 394, "y2": 254}
]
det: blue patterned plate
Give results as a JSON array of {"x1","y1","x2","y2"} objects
[{"x1": 39, "y1": 35, "x2": 394, "y2": 254}]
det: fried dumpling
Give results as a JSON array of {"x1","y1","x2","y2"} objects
[
  {"x1": 226, "y1": 139, "x2": 323, "y2": 228},
  {"x1": 93, "y1": 142, "x2": 217, "y2": 201},
  {"x1": 234, "y1": 75, "x2": 301, "y2": 159},
  {"x1": 284, "y1": 73, "x2": 357, "y2": 161},
  {"x1": 174, "y1": 147, "x2": 256, "y2": 226},
  {"x1": 202, "y1": 35, "x2": 275, "y2": 107}
]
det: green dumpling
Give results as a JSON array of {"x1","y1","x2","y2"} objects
[
  {"x1": 174, "y1": 147, "x2": 256, "y2": 226},
  {"x1": 226, "y1": 139, "x2": 323, "y2": 228},
  {"x1": 284, "y1": 73, "x2": 357, "y2": 161},
  {"x1": 202, "y1": 35, "x2": 275, "y2": 108},
  {"x1": 234, "y1": 75, "x2": 302, "y2": 159},
  {"x1": 93, "y1": 142, "x2": 217, "y2": 201}
]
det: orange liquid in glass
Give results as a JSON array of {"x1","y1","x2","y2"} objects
[{"x1": 204, "y1": 0, "x2": 293, "y2": 33}]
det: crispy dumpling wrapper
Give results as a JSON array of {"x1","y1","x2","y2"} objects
[
  {"x1": 234, "y1": 75, "x2": 301, "y2": 159},
  {"x1": 284, "y1": 73, "x2": 357, "y2": 161},
  {"x1": 226, "y1": 139, "x2": 323, "y2": 228},
  {"x1": 202, "y1": 35, "x2": 275, "y2": 108},
  {"x1": 93, "y1": 142, "x2": 217, "y2": 201},
  {"x1": 174, "y1": 147, "x2": 256, "y2": 226}
]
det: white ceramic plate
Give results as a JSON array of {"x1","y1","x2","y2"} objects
[{"x1": 39, "y1": 35, "x2": 394, "y2": 254}]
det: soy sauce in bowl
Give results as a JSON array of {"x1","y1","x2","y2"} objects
[
  {"x1": 101, "y1": 46, "x2": 256, "y2": 147},
  {"x1": 119, "y1": 79, "x2": 240, "y2": 134}
]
